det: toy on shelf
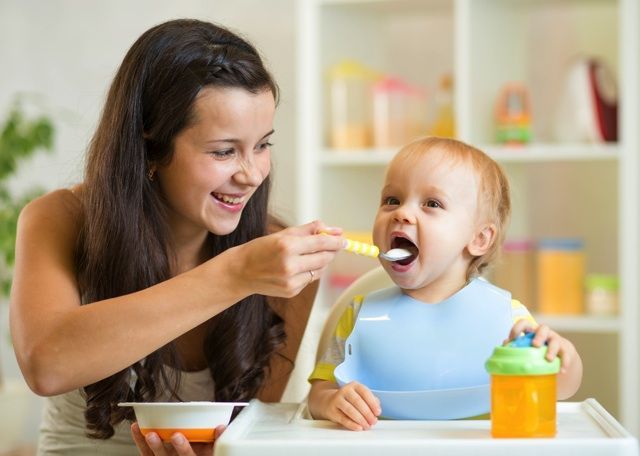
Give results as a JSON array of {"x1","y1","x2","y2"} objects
[
  {"x1": 495, "y1": 82, "x2": 532, "y2": 145},
  {"x1": 554, "y1": 57, "x2": 618, "y2": 143}
]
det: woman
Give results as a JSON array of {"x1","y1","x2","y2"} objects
[{"x1": 10, "y1": 19, "x2": 343, "y2": 455}]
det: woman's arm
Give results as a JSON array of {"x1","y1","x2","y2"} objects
[{"x1": 10, "y1": 190, "x2": 343, "y2": 396}]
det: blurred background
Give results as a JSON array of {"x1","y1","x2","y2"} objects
[{"x1": 1, "y1": 0, "x2": 638, "y2": 453}]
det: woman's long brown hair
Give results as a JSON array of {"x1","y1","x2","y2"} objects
[{"x1": 76, "y1": 19, "x2": 284, "y2": 439}]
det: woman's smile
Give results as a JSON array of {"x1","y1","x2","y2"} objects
[{"x1": 211, "y1": 192, "x2": 246, "y2": 213}]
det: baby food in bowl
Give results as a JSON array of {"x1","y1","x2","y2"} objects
[{"x1": 118, "y1": 401, "x2": 248, "y2": 442}]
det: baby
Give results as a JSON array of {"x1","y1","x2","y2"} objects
[{"x1": 308, "y1": 137, "x2": 583, "y2": 430}]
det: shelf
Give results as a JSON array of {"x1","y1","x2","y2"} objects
[
  {"x1": 483, "y1": 143, "x2": 619, "y2": 163},
  {"x1": 533, "y1": 314, "x2": 620, "y2": 334},
  {"x1": 300, "y1": 0, "x2": 639, "y2": 434},
  {"x1": 319, "y1": 0, "x2": 451, "y2": 13},
  {"x1": 321, "y1": 143, "x2": 619, "y2": 166}
]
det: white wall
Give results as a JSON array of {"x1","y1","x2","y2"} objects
[{"x1": 0, "y1": 0, "x2": 299, "y2": 221}]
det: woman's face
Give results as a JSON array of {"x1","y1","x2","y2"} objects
[{"x1": 156, "y1": 86, "x2": 275, "y2": 241}]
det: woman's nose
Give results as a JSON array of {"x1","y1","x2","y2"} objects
[
  {"x1": 235, "y1": 157, "x2": 264, "y2": 187},
  {"x1": 393, "y1": 205, "x2": 417, "y2": 224}
]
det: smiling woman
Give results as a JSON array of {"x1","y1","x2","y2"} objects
[
  {"x1": 157, "y1": 87, "x2": 275, "y2": 237},
  {"x1": 9, "y1": 18, "x2": 344, "y2": 455}
]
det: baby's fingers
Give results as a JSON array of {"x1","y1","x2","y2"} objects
[
  {"x1": 507, "y1": 319, "x2": 534, "y2": 342},
  {"x1": 344, "y1": 387, "x2": 378, "y2": 428},
  {"x1": 544, "y1": 335, "x2": 561, "y2": 361},
  {"x1": 354, "y1": 383, "x2": 381, "y2": 419},
  {"x1": 337, "y1": 401, "x2": 368, "y2": 431}
]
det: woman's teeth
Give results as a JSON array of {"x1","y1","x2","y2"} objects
[{"x1": 212, "y1": 193, "x2": 244, "y2": 204}]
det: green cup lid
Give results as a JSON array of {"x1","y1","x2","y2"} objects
[{"x1": 485, "y1": 333, "x2": 561, "y2": 375}]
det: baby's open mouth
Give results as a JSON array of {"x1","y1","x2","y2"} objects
[{"x1": 391, "y1": 236, "x2": 419, "y2": 265}]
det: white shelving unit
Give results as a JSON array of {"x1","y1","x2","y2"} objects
[{"x1": 297, "y1": 0, "x2": 639, "y2": 436}]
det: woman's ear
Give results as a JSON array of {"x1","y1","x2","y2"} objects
[{"x1": 467, "y1": 224, "x2": 497, "y2": 256}]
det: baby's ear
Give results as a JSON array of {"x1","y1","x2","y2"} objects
[{"x1": 467, "y1": 224, "x2": 496, "y2": 256}]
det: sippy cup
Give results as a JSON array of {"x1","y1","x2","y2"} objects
[{"x1": 485, "y1": 332, "x2": 561, "y2": 438}]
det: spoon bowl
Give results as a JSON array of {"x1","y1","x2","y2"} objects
[{"x1": 379, "y1": 248, "x2": 412, "y2": 262}]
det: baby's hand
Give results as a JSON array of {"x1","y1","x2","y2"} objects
[
  {"x1": 325, "y1": 381, "x2": 381, "y2": 431},
  {"x1": 506, "y1": 319, "x2": 578, "y2": 374}
]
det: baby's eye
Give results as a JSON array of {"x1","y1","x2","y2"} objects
[
  {"x1": 210, "y1": 149, "x2": 235, "y2": 159},
  {"x1": 383, "y1": 196, "x2": 400, "y2": 206},
  {"x1": 425, "y1": 199, "x2": 441, "y2": 209}
]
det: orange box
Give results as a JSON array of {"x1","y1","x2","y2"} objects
[{"x1": 536, "y1": 238, "x2": 585, "y2": 315}]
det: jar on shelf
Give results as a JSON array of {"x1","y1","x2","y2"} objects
[
  {"x1": 372, "y1": 76, "x2": 427, "y2": 148},
  {"x1": 327, "y1": 60, "x2": 378, "y2": 149},
  {"x1": 585, "y1": 274, "x2": 619, "y2": 316},
  {"x1": 536, "y1": 238, "x2": 585, "y2": 315},
  {"x1": 429, "y1": 74, "x2": 455, "y2": 138},
  {"x1": 491, "y1": 239, "x2": 535, "y2": 311}
]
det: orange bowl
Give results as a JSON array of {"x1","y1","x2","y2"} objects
[{"x1": 118, "y1": 401, "x2": 248, "y2": 442}]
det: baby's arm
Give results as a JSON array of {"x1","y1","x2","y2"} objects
[
  {"x1": 308, "y1": 380, "x2": 381, "y2": 431},
  {"x1": 506, "y1": 319, "x2": 583, "y2": 400}
]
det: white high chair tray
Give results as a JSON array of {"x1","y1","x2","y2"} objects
[{"x1": 215, "y1": 399, "x2": 638, "y2": 456}]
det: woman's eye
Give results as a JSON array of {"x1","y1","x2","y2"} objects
[
  {"x1": 383, "y1": 197, "x2": 400, "y2": 206},
  {"x1": 426, "y1": 199, "x2": 441, "y2": 209},
  {"x1": 210, "y1": 149, "x2": 235, "y2": 158},
  {"x1": 258, "y1": 141, "x2": 273, "y2": 151}
]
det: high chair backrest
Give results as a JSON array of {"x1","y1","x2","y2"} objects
[{"x1": 315, "y1": 266, "x2": 393, "y2": 364}]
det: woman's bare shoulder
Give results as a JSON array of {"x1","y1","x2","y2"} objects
[{"x1": 19, "y1": 186, "x2": 85, "y2": 234}]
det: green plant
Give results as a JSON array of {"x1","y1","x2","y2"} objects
[{"x1": 0, "y1": 101, "x2": 55, "y2": 296}]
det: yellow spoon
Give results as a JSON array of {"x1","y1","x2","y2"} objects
[{"x1": 342, "y1": 238, "x2": 412, "y2": 262}]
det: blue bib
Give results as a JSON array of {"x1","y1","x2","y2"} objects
[{"x1": 334, "y1": 278, "x2": 513, "y2": 419}]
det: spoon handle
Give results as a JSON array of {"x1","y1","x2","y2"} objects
[{"x1": 342, "y1": 239, "x2": 380, "y2": 258}]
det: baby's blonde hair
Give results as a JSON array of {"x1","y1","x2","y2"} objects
[{"x1": 397, "y1": 137, "x2": 511, "y2": 279}]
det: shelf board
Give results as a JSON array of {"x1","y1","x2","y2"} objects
[
  {"x1": 321, "y1": 148, "x2": 397, "y2": 166},
  {"x1": 319, "y1": 0, "x2": 451, "y2": 12},
  {"x1": 483, "y1": 143, "x2": 620, "y2": 163},
  {"x1": 320, "y1": 143, "x2": 619, "y2": 166},
  {"x1": 533, "y1": 314, "x2": 620, "y2": 333}
]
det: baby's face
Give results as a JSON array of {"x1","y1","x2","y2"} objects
[{"x1": 372, "y1": 148, "x2": 481, "y2": 301}]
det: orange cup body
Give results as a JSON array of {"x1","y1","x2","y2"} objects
[{"x1": 490, "y1": 374, "x2": 557, "y2": 438}]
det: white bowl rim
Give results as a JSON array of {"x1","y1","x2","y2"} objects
[{"x1": 118, "y1": 401, "x2": 248, "y2": 407}]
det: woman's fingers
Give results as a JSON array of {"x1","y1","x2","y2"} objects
[
  {"x1": 215, "y1": 425, "x2": 227, "y2": 439},
  {"x1": 143, "y1": 431, "x2": 169, "y2": 455},
  {"x1": 285, "y1": 220, "x2": 342, "y2": 238},
  {"x1": 131, "y1": 423, "x2": 156, "y2": 456},
  {"x1": 169, "y1": 433, "x2": 197, "y2": 456}
]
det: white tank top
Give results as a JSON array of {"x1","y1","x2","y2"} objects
[{"x1": 37, "y1": 367, "x2": 214, "y2": 455}]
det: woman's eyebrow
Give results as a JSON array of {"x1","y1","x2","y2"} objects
[{"x1": 205, "y1": 129, "x2": 275, "y2": 145}]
